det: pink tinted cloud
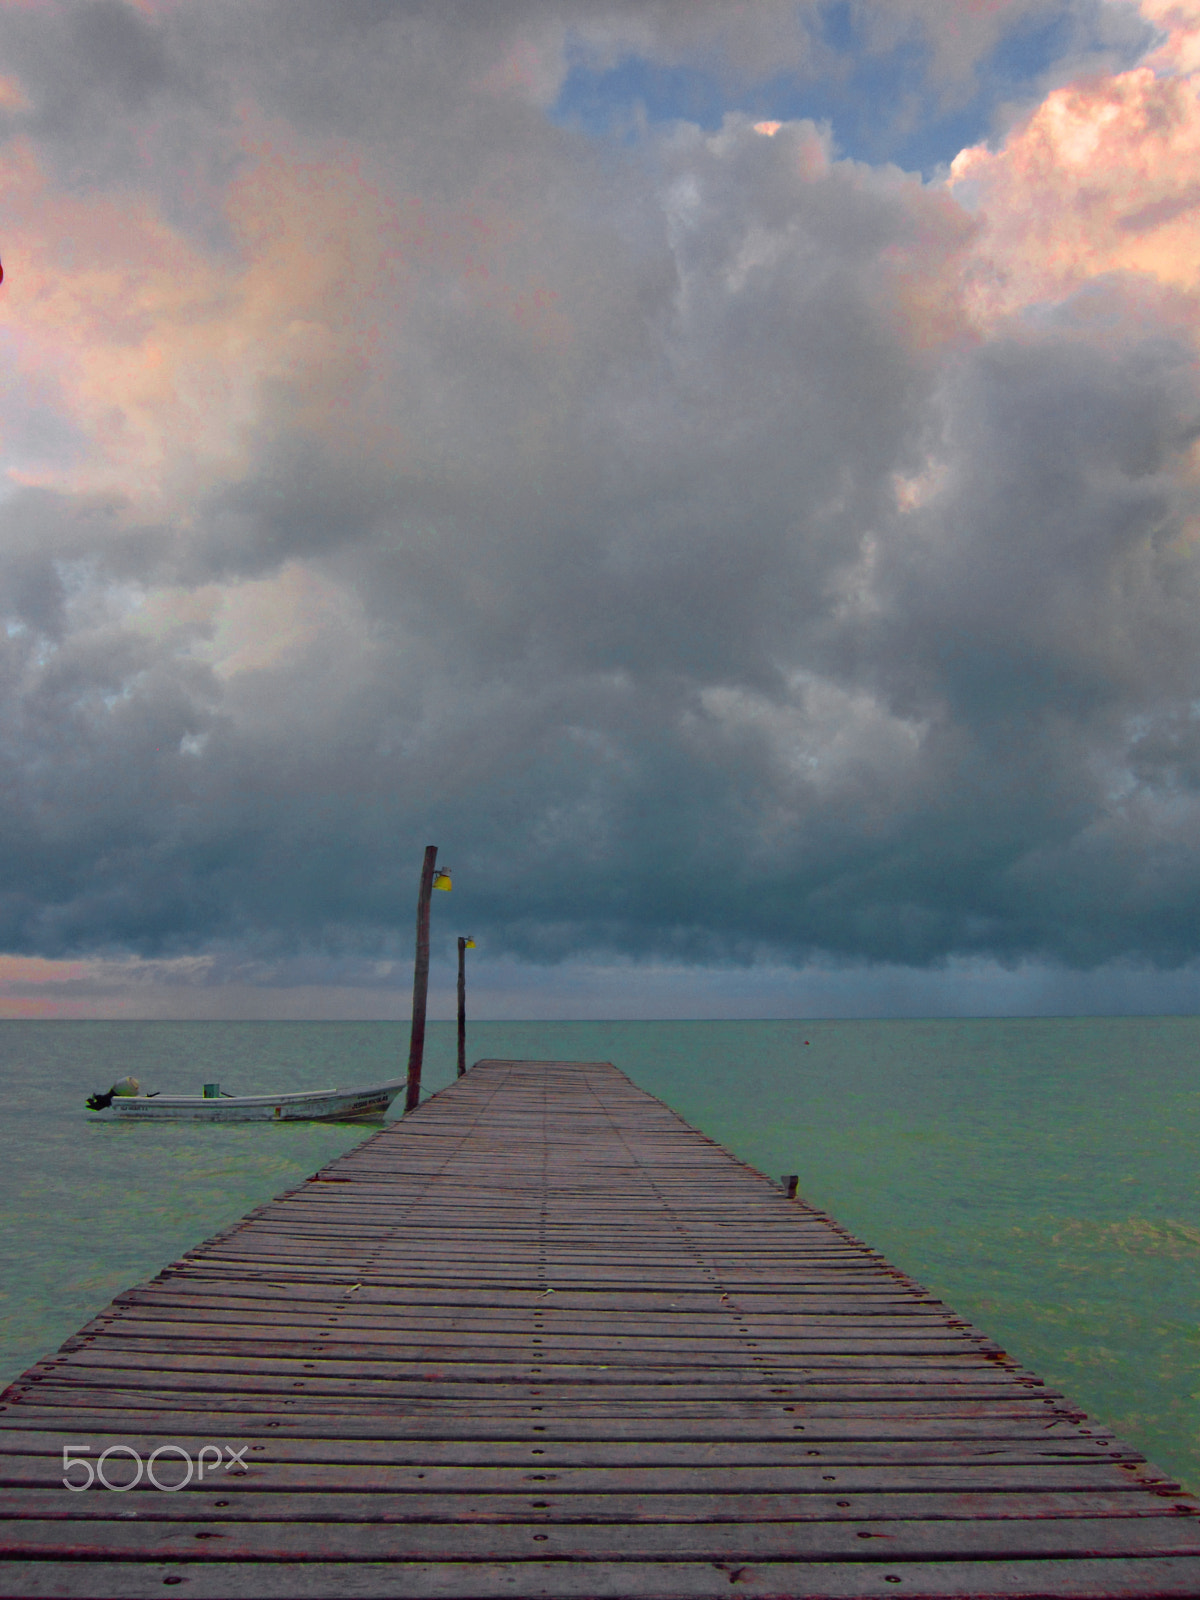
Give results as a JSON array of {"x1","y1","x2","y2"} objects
[
  {"x1": 0, "y1": 955, "x2": 94, "y2": 1017},
  {"x1": 0, "y1": 954, "x2": 222, "y2": 1018},
  {"x1": 0, "y1": 135, "x2": 249, "y2": 504},
  {"x1": 0, "y1": 121, "x2": 573, "y2": 514},
  {"x1": 1141, "y1": 0, "x2": 1200, "y2": 72},
  {"x1": 948, "y1": 1, "x2": 1200, "y2": 333}
]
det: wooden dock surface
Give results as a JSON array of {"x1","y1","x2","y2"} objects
[{"x1": 3, "y1": 1057, "x2": 1200, "y2": 1597}]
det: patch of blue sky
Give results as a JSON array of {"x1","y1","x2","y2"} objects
[
  {"x1": 551, "y1": 3, "x2": 1154, "y2": 176},
  {"x1": 553, "y1": 55, "x2": 730, "y2": 142}
]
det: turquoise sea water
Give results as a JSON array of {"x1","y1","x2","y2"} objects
[{"x1": 1, "y1": 1017, "x2": 1197, "y2": 1491}]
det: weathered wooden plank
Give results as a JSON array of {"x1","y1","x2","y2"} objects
[
  {"x1": 40, "y1": 1345, "x2": 1011, "y2": 1378},
  {"x1": 90, "y1": 1309, "x2": 973, "y2": 1335},
  {"x1": 8, "y1": 1561, "x2": 1200, "y2": 1600},
  {"x1": 104, "y1": 1290, "x2": 941, "y2": 1314},
  {"x1": 16, "y1": 1369, "x2": 1068, "y2": 1408},
  {"x1": 28, "y1": 1356, "x2": 1068, "y2": 1408},
  {"x1": 0, "y1": 1423, "x2": 1147, "y2": 1465},
  {"x1": 0, "y1": 1388, "x2": 1104, "y2": 1437},
  {"x1": 2, "y1": 1487, "x2": 1186, "y2": 1522},
  {"x1": 44, "y1": 1357, "x2": 1066, "y2": 1408},
  {"x1": 0, "y1": 1445, "x2": 1175, "y2": 1492},
  {"x1": 70, "y1": 1324, "x2": 963, "y2": 1346},
  {"x1": 9, "y1": 1376, "x2": 1049, "y2": 1401},
  {"x1": 7, "y1": 1513, "x2": 1200, "y2": 1560},
  {"x1": 18, "y1": 1393, "x2": 1065, "y2": 1430}
]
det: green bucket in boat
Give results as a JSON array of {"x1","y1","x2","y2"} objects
[{"x1": 202, "y1": 1083, "x2": 220, "y2": 1098}]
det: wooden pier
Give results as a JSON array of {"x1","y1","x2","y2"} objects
[{"x1": 3, "y1": 1057, "x2": 1200, "y2": 1597}]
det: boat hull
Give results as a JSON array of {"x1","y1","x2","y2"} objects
[{"x1": 101, "y1": 1082, "x2": 403, "y2": 1123}]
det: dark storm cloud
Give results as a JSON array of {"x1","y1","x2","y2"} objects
[{"x1": 0, "y1": 0, "x2": 1198, "y2": 988}]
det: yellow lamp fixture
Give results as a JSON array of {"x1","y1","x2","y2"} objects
[
  {"x1": 464, "y1": 936, "x2": 476, "y2": 948},
  {"x1": 433, "y1": 868, "x2": 452, "y2": 891}
]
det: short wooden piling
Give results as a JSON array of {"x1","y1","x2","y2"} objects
[{"x1": 3, "y1": 1058, "x2": 1199, "y2": 1598}]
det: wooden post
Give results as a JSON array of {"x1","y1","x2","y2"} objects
[
  {"x1": 783, "y1": 1174, "x2": 798, "y2": 1199},
  {"x1": 456, "y1": 937, "x2": 467, "y2": 1078},
  {"x1": 405, "y1": 845, "x2": 438, "y2": 1114}
]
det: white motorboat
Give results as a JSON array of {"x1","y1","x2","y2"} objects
[{"x1": 86, "y1": 1077, "x2": 404, "y2": 1122}]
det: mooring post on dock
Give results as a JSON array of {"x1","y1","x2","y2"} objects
[
  {"x1": 405, "y1": 845, "x2": 439, "y2": 1112},
  {"x1": 783, "y1": 1173, "x2": 798, "y2": 1198},
  {"x1": 456, "y1": 935, "x2": 474, "y2": 1077}
]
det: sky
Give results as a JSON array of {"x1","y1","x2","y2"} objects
[{"x1": 1, "y1": 0, "x2": 1200, "y2": 1019}]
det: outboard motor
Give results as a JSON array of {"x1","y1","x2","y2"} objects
[{"x1": 86, "y1": 1076, "x2": 139, "y2": 1111}]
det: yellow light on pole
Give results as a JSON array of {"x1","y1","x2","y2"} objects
[
  {"x1": 433, "y1": 869, "x2": 452, "y2": 891},
  {"x1": 464, "y1": 936, "x2": 476, "y2": 948}
]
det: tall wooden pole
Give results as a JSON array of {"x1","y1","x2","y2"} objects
[
  {"x1": 456, "y1": 936, "x2": 467, "y2": 1078},
  {"x1": 405, "y1": 845, "x2": 438, "y2": 1113}
]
